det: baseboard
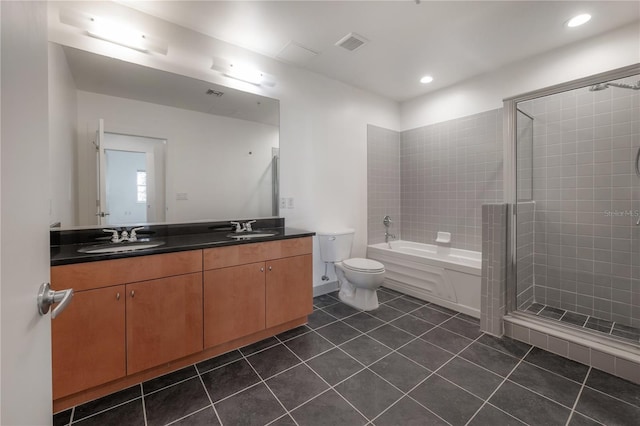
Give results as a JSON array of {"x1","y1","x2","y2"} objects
[{"x1": 313, "y1": 280, "x2": 339, "y2": 297}]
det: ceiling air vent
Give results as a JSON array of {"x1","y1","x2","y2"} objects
[{"x1": 335, "y1": 32, "x2": 368, "y2": 52}]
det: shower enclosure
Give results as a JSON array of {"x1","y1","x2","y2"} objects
[{"x1": 507, "y1": 66, "x2": 640, "y2": 349}]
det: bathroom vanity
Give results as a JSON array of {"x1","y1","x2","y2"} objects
[{"x1": 50, "y1": 219, "x2": 313, "y2": 411}]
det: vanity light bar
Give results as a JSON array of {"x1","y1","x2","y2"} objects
[
  {"x1": 211, "y1": 57, "x2": 276, "y2": 87},
  {"x1": 59, "y1": 8, "x2": 168, "y2": 55}
]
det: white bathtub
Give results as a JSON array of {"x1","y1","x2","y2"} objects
[{"x1": 367, "y1": 241, "x2": 481, "y2": 318}]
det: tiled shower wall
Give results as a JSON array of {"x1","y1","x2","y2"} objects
[
  {"x1": 519, "y1": 80, "x2": 640, "y2": 328},
  {"x1": 400, "y1": 109, "x2": 503, "y2": 252},
  {"x1": 367, "y1": 125, "x2": 401, "y2": 244}
]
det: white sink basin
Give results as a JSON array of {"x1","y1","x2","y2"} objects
[
  {"x1": 78, "y1": 241, "x2": 166, "y2": 254},
  {"x1": 226, "y1": 232, "x2": 277, "y2": 240}
]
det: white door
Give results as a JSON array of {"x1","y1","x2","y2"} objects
[
  {"x1": 1, "y1": 2, "x2": 53, "y2": 425},
  {"x1": 98, "y1": 131, "x2": 166, "y2": 225}
]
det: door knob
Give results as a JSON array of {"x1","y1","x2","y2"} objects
[{"x1": 37, "y1": 283, "x2": 74, "y2": 319}]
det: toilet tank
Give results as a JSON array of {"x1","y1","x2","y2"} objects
[{"x1": 318, "y1": 229, "x2": 354, "y2": 262}]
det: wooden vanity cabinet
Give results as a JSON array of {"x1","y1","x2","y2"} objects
[
  {"x1": 51, "y1": 250, "x2": 202, "y2": 400},
  {"x1": 203, "y1": 237, "x2": 313, "y2": 348},
  {"x1": 126, "y1": 273, "x2": 203, "y2": 374},
  {"x1": 204, "y1": 262, "x2": 266, "y2": 348},
  {"x1": 266, "y1": 254, "x2": 313, "y2": 328},
  {"x1": 51, "y1": 285, "x2": 126, "y2": 399}
]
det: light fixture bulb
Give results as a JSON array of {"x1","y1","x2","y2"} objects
[
  {"x1": 567, "y1": 13, "x2": 591, "y2": 28},
  {"x1": 420, "y1": 75, "x2": 434, "y2": 84},
  {"x1": 87, "y1": 17, "x2": 148, "y2": 52}
]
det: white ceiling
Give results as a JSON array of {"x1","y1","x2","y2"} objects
[{"x1": 120, "y1": 1, "x2": 640, "y2": 102}]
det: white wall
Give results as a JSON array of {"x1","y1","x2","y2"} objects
[
  {"x1": 48, "y1": 1, "x2": 401, "y2": 288},
  {"x1": 49, "y1": 43, "x2": 78, "y2": 227},
  {"x1": 76, "y1": 91, "x2": 278, "y2": 226},
  {"x1": 401, "y1": 22, "x2": 640, "y2": 130}
]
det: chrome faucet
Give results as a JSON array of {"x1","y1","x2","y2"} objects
[
  {"x1": 231, "y1": 220, "x2": 257, "y2": 233},
  {"x1": 103, "y1": 227, "x2": 145, "y2": 243}
]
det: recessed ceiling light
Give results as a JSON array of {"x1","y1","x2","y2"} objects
[
  {"x1": 420, "y1": 75, "x2": 434, "y2": 84},
  {"x1": 567, "y1": 13, "x2": 591, "y2": 28}
]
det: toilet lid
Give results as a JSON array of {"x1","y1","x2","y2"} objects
[{"x1": 343, "y1": 258, "x2": 385, "y2": 273}]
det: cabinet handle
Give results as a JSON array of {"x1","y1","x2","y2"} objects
[
  {"x1": 260, "y1": 267, "x2": 264, "y2": 272},
  {"x1": 268, "y1": 266, "x2": 272, "y2": 271},
  {"x1": 116, "y1": 292, "x2": 120, "y2": 301},
  {"x1": 130, "y1": 290, "x2": 135, "y2": 298}
]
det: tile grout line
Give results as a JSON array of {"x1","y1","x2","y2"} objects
[
  {"x1": 564, "y1": 366, "x2": 592, "y2": 426},
  {"x1": 164, "y1": 406, "x2": 212, "y2": 426},
  {"x1": 140, "y1": 383, "x2": 148, "y2": 426},
  {"x1": 273, "y1": 331, "x2": 372, "y2": 423},
  {"x1": 367, "y1": 326, "x2": 490, "y2": 425},
  {"x1": 238, "y1": 347, "x2": 302, "y2": 426},
  {"x1": 195, "y1": 366, "x2": 224, "y2": 426},
  {"x1": 463, "y1": 345, "x2": 535, "y2": 426}
]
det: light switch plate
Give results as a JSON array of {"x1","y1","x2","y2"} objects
[{"x1": 280, "y1": 197, "x2": 287, "y2": 209}]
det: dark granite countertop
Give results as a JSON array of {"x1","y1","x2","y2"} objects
[{"x1": 50, "y1": 219, "x2": 314, "y2": 266}]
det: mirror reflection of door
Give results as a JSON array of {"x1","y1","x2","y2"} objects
[{"x1": 97, "y1": 130, "x2": 167, "y2": 226}]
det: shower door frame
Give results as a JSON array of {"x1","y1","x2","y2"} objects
[{"x1": 503, "y1": 63, "x2": 640, "y2": 322}]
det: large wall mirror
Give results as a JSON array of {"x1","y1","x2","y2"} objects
[{"x1": 49, "y1": 43, "x2": 280, "y2": 229}]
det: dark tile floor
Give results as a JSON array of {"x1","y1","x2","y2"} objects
[
  {"x1": 524, "y1": 302, "x2": 640, "y2": 344},
  {"x1": 54, "y1": 288, "x2": 640, "y2": 426}
]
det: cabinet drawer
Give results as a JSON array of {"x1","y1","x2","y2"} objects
[
  {"x1": 51, "y1": 250, "x2": 202, "y2": 291},
  {"x1": 203, "y1": 237, "x2": 312, "y2": 270}
]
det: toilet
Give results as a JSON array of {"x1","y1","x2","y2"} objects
[{"x1": 318, "y1": 229, "x2": 386, "y2": 311}]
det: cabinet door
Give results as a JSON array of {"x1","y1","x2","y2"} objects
[
  {"x1": 52, "y1": 286, "x2": 126, "y2": 399},
  {"x1": 126, "y1": 273, "x2": 203, "y2": 374},
  {"x1": 265, "y1": 254, "x2": 313, "y2": 328},
  {"x1": 204, "y1": 262, "x2": 265, "y2": 348}
]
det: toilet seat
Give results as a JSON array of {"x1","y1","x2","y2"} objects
[{"x1": 342, "y1": 258, "x2": 385, "y2": 273}]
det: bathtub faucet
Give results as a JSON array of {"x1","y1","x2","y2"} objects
[{"x1": 385, "y1": 231, "x2": 396, "y2": 244}]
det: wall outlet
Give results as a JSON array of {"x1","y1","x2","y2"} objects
[
  {"x1": 176, "y1": 192, "x2": 188, "y2": 201},
  {"x1": 280, "y1": 197, "x2": 287, "y2": 209},
  {"x1": 287, "y1": 197, "x2": 294, "y2": 209}
]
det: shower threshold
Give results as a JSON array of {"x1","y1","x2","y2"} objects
[{"x1": 522, "y1": 302, "x2": 640, "y2": 345}]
